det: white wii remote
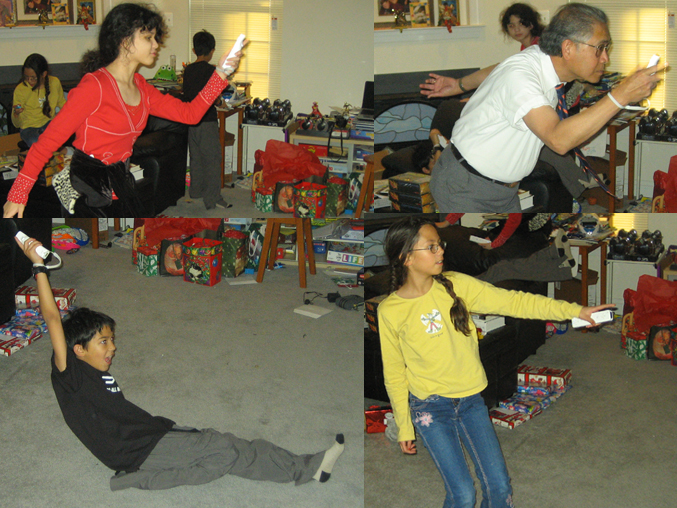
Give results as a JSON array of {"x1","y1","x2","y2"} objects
[
  {"x1": 647, "y1": 54, "x2": 660, "y2": 68},
  {"x1": 15, "y1": 231, "x2": 62, "y2": 269},
  {"x1": 15, "y1": 231, "x2": 51, "y2": 259},
  {"x1": 221, "y1": 34, "x2": 247, "y2": 74},
  {"x1": 571, "y1": 310, "x2": 615, "y2": 328}
]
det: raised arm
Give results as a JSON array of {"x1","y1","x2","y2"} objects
[{"x1": 15, "y1": 237, "x2": 67, "y2": 372}]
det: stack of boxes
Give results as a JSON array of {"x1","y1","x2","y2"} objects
[
  {"x1": 388, "y1": 172, "x2": 437, "y2": 212},
  {"x1": 489, "y1": 365, "x2": 573, "y2": 429}
]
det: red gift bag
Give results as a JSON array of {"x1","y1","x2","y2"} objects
[
  {"x1": 182, "y1": 238, "x2": 223, "y2": 286},
  {"x1": 632, "y1": 275, "x2": 677, "y2": 334},
  {"x1": 293, "y1": 182, "x2": 327, "y2": 218}
]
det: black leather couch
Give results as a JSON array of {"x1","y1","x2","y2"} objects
[
  {"x1": 0, "y1": 218, "x2": 53, "y2": 325},
  {"x1": 379, "y1": 98, "x2": 574, "y2": 212},
  {"x1": 0, "y1": 116, "x2": 187, "y2": 217}
]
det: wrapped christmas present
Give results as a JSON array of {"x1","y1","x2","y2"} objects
[
  {"x1": 15, "y1": 286, "x2": 76, "y2": 311},
  {"x1": 365, "y1": 405, "x2": 393, "y2": 434},
  {"x1": 489, "y1": 408, "x2": 539, "y2": 429},
  {"x1": 137, "y1": 246, "x2": 159, "y2": 277},
  {"x1": 517, "y1": 365, "x2": 572, "y2": 387}
]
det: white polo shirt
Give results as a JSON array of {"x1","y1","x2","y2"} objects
[{"x1": 451, "y1": 45, "x2": 563, "y2": 183}]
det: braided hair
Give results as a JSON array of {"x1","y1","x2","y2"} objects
[
  {"x1": 384, "y1": 216, "x2": 471, "y2": 335},
  {"x1": 20, "y1": 54, "x2": 52, "y2": 118}
]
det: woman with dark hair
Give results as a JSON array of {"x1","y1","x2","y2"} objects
[
  {"x1": 4, "y1": 2, "x2": 246, "y2": 218},
  {"x1": 12, "y1": 53, "x2": 66, "y2": 148}
]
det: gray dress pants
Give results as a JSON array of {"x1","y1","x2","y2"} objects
[
  {"x1": 429, "y1": 145, "x2": 521, "y2": 212},
  {"x1": 110, "y1": 427, "x2": 325, "y2": 491}
]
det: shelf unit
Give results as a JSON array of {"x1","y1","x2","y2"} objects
[{"x1": 288, "y1": 124, "x2": 374, "y2": 179}]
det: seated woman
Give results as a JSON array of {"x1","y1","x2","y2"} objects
[{"x1": 12, "y1": 54, "x2": 66, "y2": 148}]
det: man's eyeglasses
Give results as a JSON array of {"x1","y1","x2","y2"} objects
[
  {"x1": 411, "y1": 240, "x2": 447, "y2": 254},
  {"x1": 573, "y1": 40, "x2": 612, "y2": 58}
]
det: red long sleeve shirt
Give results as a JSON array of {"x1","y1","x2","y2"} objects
[{"x1": 8, "y1": 68, "x2": 227, "y2": 206}]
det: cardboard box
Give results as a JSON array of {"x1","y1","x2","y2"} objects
[
  {"x1": 554, "y1": 269, "x2": 598, "y2": 305},
  {"x1": 388, "y1": 172, "x2": 431, "y2": 196},
  {"x1": 657, "y1": 247, "x2": 677, "y2": 281},
  {"x1": 0, "y1": 133, "x2": 21, "y2": 156}
]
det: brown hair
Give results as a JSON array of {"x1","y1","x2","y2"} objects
[{"x1": 384, "y1": 216, "x2": 471, "y2": 335}]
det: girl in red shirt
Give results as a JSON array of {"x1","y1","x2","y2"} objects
[{"x1": 3, "y1": 3, "x2": 246, "y2": 218}]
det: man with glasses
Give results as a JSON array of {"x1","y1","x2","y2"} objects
[{"x1": 428, "y1": 2, "x2": 664, "y2": 212}]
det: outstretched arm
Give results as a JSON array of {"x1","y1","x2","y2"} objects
[
  {"x1": 15, "y1": 237, "x2": 67, "y2": 372},
  {"x1": 419, "y1": 65, "x2": 498, "y2": 98}
]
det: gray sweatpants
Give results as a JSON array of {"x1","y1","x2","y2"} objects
[
  {"x1": 109, "y1": 427, "x2": 325, "y2": 491},
  {"x1": 188, "y1": 121, "x2": 223, "y2": 208},
  {"x1": 429, "y1": 145, "x2": 521, "y2": 212}
]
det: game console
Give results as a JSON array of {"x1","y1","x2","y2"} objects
[{"x1": 571, "y1": 309, "x2": 615, "y2": 328}]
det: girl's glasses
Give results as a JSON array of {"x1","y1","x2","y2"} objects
[
  {"x1": 411, "y1": 240, "x2": 446, "y2": 254},
  {"x1": 23, "y1": 75, "x2": 38, "y2": 83}
]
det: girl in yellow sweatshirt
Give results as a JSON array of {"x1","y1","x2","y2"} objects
[
  {"x1": 12, "y1": 54, "x2": 66, "y2": 147},
  {"x1": 377, "y1": 216, "x2": 613, "y2": 508}
]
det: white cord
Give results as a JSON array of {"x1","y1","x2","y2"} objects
[{"x1": 608, "y1": 91, "x2": 649, "y2": 111}]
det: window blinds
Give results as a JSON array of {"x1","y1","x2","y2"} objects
[
  {"x1": 581, "y1": 0, "x2": 675, "y2": 111},
  {"x1": 189, "y1": 0, "x2": 282, "y2": 100}
]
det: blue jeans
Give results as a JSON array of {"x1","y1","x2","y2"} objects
[
  {"x1": 20, "y1": 122, "x2": 50, "y2": 147},
  {"x1": 410, "y1": 393, "x2": 514, "y2": 508}
]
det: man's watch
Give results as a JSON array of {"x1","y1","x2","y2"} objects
[
  {"x1": 431, "y1": 144, "x2": 445, "y2": 156},
  {"x1": 32, "y1": 264, "x2": 48, "y2": 279}
]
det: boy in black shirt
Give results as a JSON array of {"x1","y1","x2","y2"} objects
[
  {"x1": 183, "y1": 29, "x2": 232, "y2": 210},
  {"x1": 17, "y1": 236, "x2": 344, "y2": 491}
]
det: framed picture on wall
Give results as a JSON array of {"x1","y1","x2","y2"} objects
[
  {"x1": 433, "y1": 0, "x2": 460, "y2": 27},
  {"x1": 51, "y1": 1, "x2": 68, "y2": 24},
  {"x1": 0, "y1": 0, "x2": 16, "y2": 26},
  {"x1": 374, "y1": 0, "x2": 410, "y2": 26},
  {"x1": 409, "y1": 0, "x2": 431, "y2": 27},
  {"x1": 75, "y1": 0, "x2": 94, "y2": 24},
  {"x1": 16, "y1": 0, "x2": 52, "y2": 22}
]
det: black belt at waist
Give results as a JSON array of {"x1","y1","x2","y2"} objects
[{"x1": 451, "y1": 144, "x2": 519, "y2": 188}]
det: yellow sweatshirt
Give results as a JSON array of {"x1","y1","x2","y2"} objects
[
  {"x1": 12, "y1": 75, "x2": 66, "y2": 130},
  {"x1": 377, "y1": 271, "x2": 583, "y2": 442}
]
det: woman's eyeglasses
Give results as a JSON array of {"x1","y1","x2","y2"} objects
[
  {"x1": 573, "y1": 40, "x2": 612, "y2": 58},
  {"x1": 411, "y1": 240, "x2": 447, "y2": 254},
  {"x1": 23, "y1": 75, "x2": 38, "y2": 83}
]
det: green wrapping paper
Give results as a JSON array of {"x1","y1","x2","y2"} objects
[
  {"x1": 625, "y1": 335, "x2": 647, "y2": 360},
  {"x1": 220, "y1": 230, "x2": 249, "y2": 278},
  {"x1": 325, "y1": 176, "x2": 348, "y2": 217},
  {"x1": 137, "y1": 247, "x2": 158, "y2": 276},
  {"x1": 255, "y1": 188, "x2": 273, "y2": 212}
]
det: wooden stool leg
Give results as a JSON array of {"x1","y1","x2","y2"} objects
[
  {"x1": 267, "y1": 222, "x2": 281, "y2": 270},
  {"x1": 91, "y1": 219, "x2": 99, "y2": 249},
  {"x1": 303, "y1": 219, "x2": 316, "y2": 275},
  {"x1": 256, "y1": 219, "x2": 276, "y2": 283},
  {"x1": 295, "y1": 219, "x2": 307, "y2": 288}
]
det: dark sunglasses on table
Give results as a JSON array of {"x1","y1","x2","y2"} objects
[{"x1": 411, "y1": 240, "x2": 447, "y2": 254}]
